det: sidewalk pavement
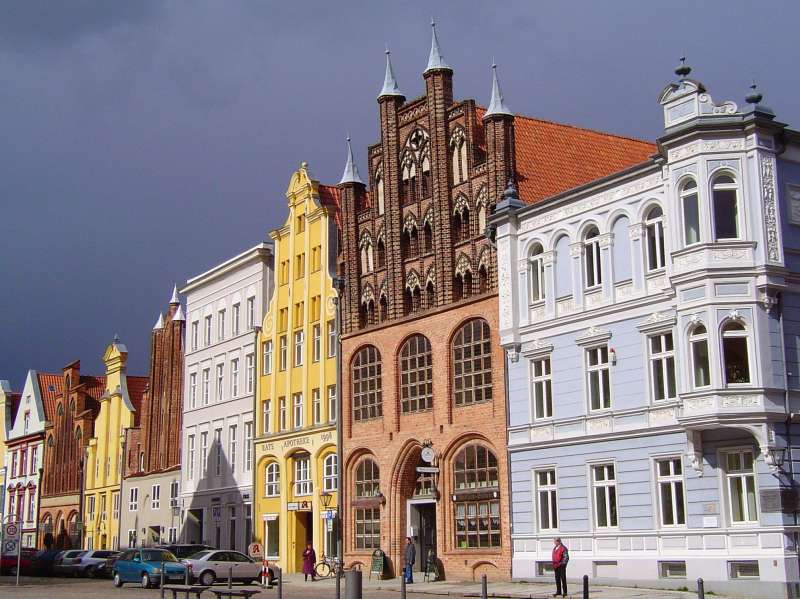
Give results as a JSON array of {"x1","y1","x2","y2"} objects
[{"x1": 279, "y1": 572, "x2": 719, "y2": 598}]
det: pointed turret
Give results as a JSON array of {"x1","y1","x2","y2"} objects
[
  {"x1": 378, "y1": 48, "x2": 404, "y2": 100},
  {"x1": 169, "y1": 285, "x2": 180, "y2": 305},
  {"x1": 425, "y1": 19, "x2": 450, "y2": 73},
  {"x1": 172, "y1": 304, "x2": 185, "y2": 322},
  {"x1": 153, "y1": 312, "x2": 164, "y2": 330},
  {"x1": 339, "y1": 136, "x2": 364, "y2": 185},
  {"x1": 484, "y1": 63, "x2": 512, "y2": 118}
]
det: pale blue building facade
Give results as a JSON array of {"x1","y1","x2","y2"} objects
[{"x1": 493, "y1": 68, "x2": 800, "y2": 598}]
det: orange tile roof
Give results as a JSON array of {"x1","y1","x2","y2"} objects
[
  {"x1": 79, "y1": 376, "x2": 107, "y2": 402},
  {"x1": 126, "y1": 376, "x2": 148, "y2": 426},
  {"x1": 476, "y1": 107, "x2": 656, "y2": 204},
  {"x1": 318, "y1": 184, "x2": 342, "y2": 227},
  {"x1": 36, "y1": 372, "x2": 63, "y2": 421}
]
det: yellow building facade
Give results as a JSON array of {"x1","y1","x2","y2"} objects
[
  {"x1": 254, "y1": 164, "x2": 339, "y2": 573},
  {"x1": 84, "y1": 338, "x2": 145, "y2": 552}
]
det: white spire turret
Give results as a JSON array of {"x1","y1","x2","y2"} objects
[
  {"x1": 378, "y1": 47, "x2": 404, "y2": 99},
  {"x1": 153, "y1": 312, "x2": 164, "y2": 330},
  {"x1": 425, "y1": 19, "x2": 450, "y2": 73},
  {"x1": 170, "y1": 285, "x2": 180, "y2": 305},
  {"x1": 484, "y1": 63, "x2": 512, "y2": 118},
  {"x1": 339, "y1": 136, "x2": 364, "y2": 185},
  {"x1": 172, "y1": 304, "x2": 185, "y2": 322}
]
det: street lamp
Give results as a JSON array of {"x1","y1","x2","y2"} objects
[
  {"x1": 320, "y1": 491, "x2": 332, "y2": 509},
  {"x1": 766, "y1": 446, "x2": 787, "y2": 471}
]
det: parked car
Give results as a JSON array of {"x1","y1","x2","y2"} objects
[
  {"x1": 53, "y1": 549, "x2": 88, "y2": 576},
  {"x1": 0, "y1": 548, "x2": 37, "y2": 575},
  {"x1": 94, "y1": 553, "x2": 120, "y2": 579},
  {"x1": 112, "y1": 548, "x2": 187, "y2": 588},
  {"x1": 31, "y1": 549, "x2": 61, "y2": 576},
  {"x1": 155, "y1": 544, "x2": 214, "y2": 559},
  {"x1": 183, "y1": 550, "x2": 267, "y2": 586},
  {"x1": 74, "y1": 550, "x2": 119, "y2": 577}
]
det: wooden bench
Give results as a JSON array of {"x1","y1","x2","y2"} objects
[
  {"x1": 161, "y1": 584, "x2": 210, "y2": 599},
  {"x1": 208, "y1": 589, "x2": 262, "y2": 599}
]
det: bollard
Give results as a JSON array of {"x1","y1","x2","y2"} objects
[
  {"x1": 276, "y1": 566, "x2": 283, "y2": 599},
  {"x1": 335, "y1": 567, "x2": 342, "y2": 599},
  {"x1": 697, "y1": 578, "x2": 705, "y2": 599},
  {"x1": 401, "y1": 574, "x2": 406, "y2": 599},
  {"x1": 481, "y1": 574, "x2": 488, "y2": 599},
  {"x1": 185, "y1": 562, "x2": 190, "y2": 586},
  {"x1": 583, "y1": 574, "x2": 589, "y2": 599},
  {"x1": 160, "y1": 563, "x2": 165, "y2": 599},
  {"x1": 228, "y1": 565, "x2": 233, "y2": 589},
  {"x1": 345, "y1": 568, "x2": 363, "y2": 599}
]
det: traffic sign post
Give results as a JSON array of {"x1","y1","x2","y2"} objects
[{"x1": 2, "y1": 517, "x2": 22, "y2": 587}]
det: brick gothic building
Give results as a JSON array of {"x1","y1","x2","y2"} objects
[
  {"x1": 337, "y1": 25, "x2": 654, "y2": 580},
  {"x1": 120, "y1": 289, "x2": 186, "y2": 548},
  {"x1": 39, "y1": 362, "x2": 106, "y2": 549}
]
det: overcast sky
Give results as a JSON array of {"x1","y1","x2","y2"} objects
[{"x1": 2, "y1": 1, "x2": 798, "y2": 389}]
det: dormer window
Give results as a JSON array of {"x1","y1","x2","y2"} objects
[
  {"x1": 680, "y1": 179, "x2": 700, "y2": 246},
  {"x1": 529, "y1": 243, "x2": 545, "y2": 302},
  {"x1": 712, "y1": 174, "x2": 739, "y2": 240},
  {"x1": 645, "y1": 205, "x2": 666, "y2": 271},
  {"x1": 584, "y1": 227, "x2": 602, "y2": 289}
]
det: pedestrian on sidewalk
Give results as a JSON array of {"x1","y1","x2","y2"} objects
[
  {"x1": 403, "y1": 537, "x2": 416, "y2": 584},
  {"x1": 302, "y1": 543, "x2": 317, "y2": 582},
  {"x1": 552, "y1": 537, "x2": 569, "y2": 597}
]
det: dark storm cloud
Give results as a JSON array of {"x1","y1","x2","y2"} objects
[{"x1": 1, "y1": 1, "x2": 798, "y2": 389}]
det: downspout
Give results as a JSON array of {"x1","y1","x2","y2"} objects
[
  {"x1": 117, "y1": 436, "x2": 126, "y2": 550},
  {"x1": 333, "y1": 276, "x2": 344, "y2": 562},
  {"x1": 252, "y1": 324, "x2": 262, "y2": 547}
]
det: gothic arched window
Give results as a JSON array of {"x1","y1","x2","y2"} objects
[
  {"x1": 452, "y1": 318, "x2": 493, "y2": 406},
  {"x1": 399, "y1": 335, "x2": 433, "y2": 413},
  {"x1": 529, "y1": 243, "x2": 545, "y2": 302},
  {"x1": 265, "y1": 462, "x2": 280, "y2": 496},
  {"x1": 352, "y1": 346, "x2": 383, "y2": 421},
  {"x1": 354, "y1": 458, "x2": 380, "y2": 549},
  {"x1": 584, "y1": 226, "x2": 602, "y2": 289},
  {"x1": 453, "y1": 444, "x2": 500, "y2": 548}
]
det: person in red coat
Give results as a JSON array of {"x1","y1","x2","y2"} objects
[
  {"x1": 551, "y1": 537, "x2": 569, "y2": 597},
  {"x1": 302, "y1": 543, "x2": 317, "y2": 581}
]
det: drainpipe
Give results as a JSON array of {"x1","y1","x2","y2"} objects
[
  {"x1": 118, "y1": 436, "x2": 126, "y2": 550},
  {"x1": 333, "y1": 276, "x2": 345, "y2": 562},
  {"x1": 252, "y1": 325, "x2": 262, "y2": 546},
  {"x1": 78, "y1": 447, "x2": 88, "y2": 549}
]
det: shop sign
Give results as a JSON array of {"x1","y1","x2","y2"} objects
[{"x1": 287, "y1": 500, "x2": 312, "y2": 512}]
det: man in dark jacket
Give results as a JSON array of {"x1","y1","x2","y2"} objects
[
  {"x1": 551, "y1": 537, "x2": 568, "y2": 597},
  {"x1": 404, "y1": 537, "x2": 416, "y2": 583}
]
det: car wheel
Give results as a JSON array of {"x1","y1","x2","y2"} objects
[
  {"x1": 200, "y1": 570, "x2": 215, "y2": 586},
  {"x1": 113, "y1": 572, "x2": 124, "y2": 587},
  {"x1": 141, "y1": 572, "x2": 152, "y2": 589}
]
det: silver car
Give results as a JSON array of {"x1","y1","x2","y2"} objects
[
  {"x1": 183, "y1": 550, "x2": 262, "y2": 586},
  {"x1": 75, "y1": 550, "x2": 119, "y2": 577},
  {"x1": 53, "y1": 550, "x2": 88, "y2": 576}
]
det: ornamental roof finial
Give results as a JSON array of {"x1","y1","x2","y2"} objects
[
  {"x1": 675, "y1": 56, "x2": 691, "y2": 79},
  {"x1": 378, "y1": 46, "x2": 404, "y2": 99},
  {"x1": 425, "y1": 19, "x2": 450, "y2": 73},
  {"x1": 339, "y1": 135, "x2": 364, "y2": 185},
  {"x1": 484, "y1": 62, "x2": 512, "y2": 118},
  {"x1": 153, "y1": 312, "x2": 164, "y2": 330},
  {"x1": 169, "y1": 284, "x2": 180, "y2": 305},
  {"x1": 745, "y1": 81, "x2": 763, "y2": 105}
]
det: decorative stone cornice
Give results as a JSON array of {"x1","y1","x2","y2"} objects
[{"x1": 575, "y1": 326, "x2": 612, "y2": 347}]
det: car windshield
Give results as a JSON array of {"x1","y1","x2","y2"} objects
[
  {"x1": 142, "y1": 550, "x2": 178, "y2": 563},
  {"x1": 187, "y1": 551, "x2": 212, "y2": 560},
  {"x1": 94, "y1": 551, "x2": 117, "y2": 558}
]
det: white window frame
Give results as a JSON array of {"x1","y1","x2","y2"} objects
[
  {"x1": 217, "y1": 309, "x2": 226, "y2": 341},
  {"x1": 232, "y1": 303, "x2": 241, "y2": 336},
  {"x1": 216, "y1": 363, "x2": 225, "y2": 402},
  {"x1": 328, "y1": 385, "x2": 337, "y2": 423},
  {"x1": 293, "y1": 393, "x2": 303, "y2": 429},
  {"x1": 247, "y1": 297, "x2": 255, "y2": 329},
  {"x1": 263, "y1": 341, "x2": 273, "y2": 375},
  {"x1": 189, "y1": 373, "x2": 197, "y2": 409},
  {"x1": 323, "y1": 454, "x2": 338, "y2": 492},
  {"x1": 279, "y1": 336, "x2": 287, "y2": 371},
  {"x1": 313, "y1": 324, "x2": 321, "y2": 362},
  {"x1": 722, "y1": 321, "x2": 752, "y2": 386},
  {"x1": 191, "y1": 321, "x2": 199, "y2": 351},
  {"x1": 129, "y1": 487, "x2": 139, "y2": 511},
  {"x1": 680, "y1": 178, "x2": 701, "y2": 247},
  {"x1": 201, "y1": 431, "x2": 209, "y2": 473},
  {"x1": 724, "y1": 449, "x2": 759, "y2": 525},
  {"x1": 586, "y1": 345, "x2": 611, "y2": 411},
  {"x1": 327, "y1": 321, "x2": 336, "y2": 358},
  {"x1": 534, "y1": 468, "x2": 558, "y2": 532},
  {"x1": 294, "y1": 456, "x2": 312, "y2": 496},
  {"x1": 649, "y1": 332, "x2": 677, "y2": 402},
  {"x1": 263, "y1": 400, "x2": 271, "y2": 434},
  {"x1": 531, "y1": 356, "x2": 553, "y2": 420},
  {"x1": 187, "y1": 434, "x2": 196, "y2": 480},
  {"x1": 312, "y1": 388, "x2": 321, "y2": 425},
  {"x1": 244, "y1": 421, "x2": 253, "y2": 472},
  {"x1": 246, "y1": 353, "x2": 255, "y2": 394},
  {"x1": 711, "y1": 174, "x2": 741, "y2": 241},
  {"x1": 151, "y1": 484, "x2": 160, "y2": 510},
  {"x1": 265, "y1": 463, "x2": 280, "y2": 497},
  {"x1": 584, "y1": 228, "x2": 602, "y2": 290},
  {"x1": 656, "y1": 457, "x2": 686, "y2": 527},
  {"x1": 202, "y1": 369, "x2": 210, "y2": 405},
  {"x1": 689, "y1": 325, "x2": 711, "y2": 389},
  {"x1": 228, "y1": 424, "x2": 237, "y2": 473},
  {"x1": 294, "y1": 330, "x2": 304, "y2": 367},
  {"x1": 645, "y1": 205, "x2": 666, "y2": 272},
  {"x1": 214, "y1": 428, "x2": 222, "y2": 476},
  {"x1": 204, "y1": 315, "x2": 212, "y2": 346},
  {"x1": 112, "y1": 491, "x2": 120, "y2": 520},
  {"x1": 231, "y1": 358, "x2": 240, "y2": 397},
  {"x1": 279, "y1": 398, "x2": 287, "y2": 431},
  {"x1": 529, "y1": 245, "x2": 545, "y2": 303},
  {"x1": 591, "y1": 463, "x2": 618, "y2": 529}
]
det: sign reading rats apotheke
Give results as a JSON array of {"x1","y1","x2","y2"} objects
[{"x1": 258, "y1": 431, "x2": 334, "y2": 454}]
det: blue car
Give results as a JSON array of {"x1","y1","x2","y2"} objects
[{"x1": 112, "y1": 548, "x2": 187, "y2": 588}]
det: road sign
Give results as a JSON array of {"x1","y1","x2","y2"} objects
[
  {"x1": 211, "y1": 505, "x2": 222, "y2": 522},
  {"x1": 324, "y1": 509, "x2": 335, "y2": 521},
  {"x1": 248, "y1": 542, "x2": 263, "y2": 559},
  {"x1": 4, "y1": 523, "x2": 19, "y2": 539},
  {"x1": 3, "y1": 540, "x2": 18, "y2": 554},
  {"x1": 326, "y1": 519, "x2": 333, "y2": 532}
]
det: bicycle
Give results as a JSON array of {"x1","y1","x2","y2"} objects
[{"x1": 314, "y1": 554, "x2": 344, "y2": 578}]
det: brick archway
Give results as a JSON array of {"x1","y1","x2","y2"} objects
[{"x1": 386, "y1": 440, "x2": 423, "y2": 576}]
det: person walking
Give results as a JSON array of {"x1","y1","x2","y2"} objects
[
  {"x1": 302, "y1": 543, "x2": 317, "y2": 582},
  {"x1": 403, "y1": 537, "x2": 416, "y2": 584},
  {"x1": 551, "y1": 537, "x2": 569, "y2": 597}
]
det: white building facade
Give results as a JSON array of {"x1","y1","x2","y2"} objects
[
  {"x1": 494, "y1": 67, "x2": 800, "y2": 598},
  {"x1": 180, "y1": 243, "x2": 273, "y2": 552}
]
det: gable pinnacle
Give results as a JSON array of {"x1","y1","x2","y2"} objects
[
  {"x1": 425, "y1": 19, "x2": 451, "y2": 73},
  {"x1": 378, "y1": 47, "x2": 404, "y2": 99},
  {"x1": 153, "y1": 312, "x2": 164, "y2": 330},
  {"x1": 169, "y1": 284, "x2": 180, "y2": 305},
  {"x1": 339, "y1": 135, "x2": 364, "y2": 185},
  {"x1": 484, "y1": 63, "x2": 512, "y2": 118},
  {"x1": 172, "y1": 304, "x2": 185, "y2": 322}
]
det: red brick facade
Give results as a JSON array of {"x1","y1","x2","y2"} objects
[
  {"x1": 124, "y1": 298, "x2": 185, "y2": 479},
  {"x1": 338, "y1": 62, "x2": 513, "y2": 580},
  {"x1": 39, "y1": 361, "x2": 105, "y2": 549}
]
